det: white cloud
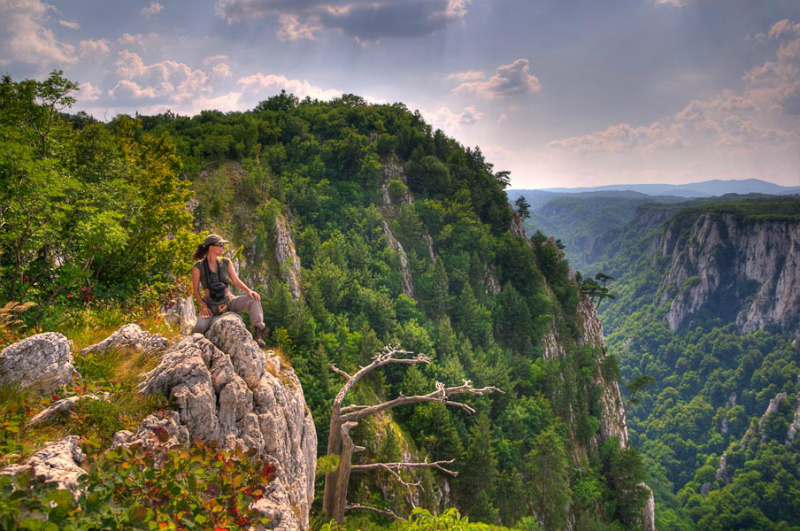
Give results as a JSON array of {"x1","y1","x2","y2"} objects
[
  {"x1": 118, "y1": 32, "x2": 158, "y2": 48},
  {"x1": 238, "y1": 73, "x2": 343, "y2": 101},
  {"x1": 78, "y1": 82, "x2": 102, "y2": 101},
  {"x1": 547, "y1": 122, "x2": 688, "y2": 154},
  {"x1": 277, "y1": 14, "x2": 323, "y2": 41},
  {"x1": 743, "y1": 19, "x2": 800, "y2": 114},
  {"x1": 210, "y1": 62, "x2": 233, "y2": 80},
  {"x1": 78, "y1": 38, "x2": 110, "y2": 58},
  {"x1": 452, "y1": 59, "x2": 541, "y2": 99},
  {"x1": 59, "y1": 19, "x2": 80, "y2": 29},
  {"x1": 424, "y1": 105, "x2": 483, "y2": 134},
  {"x1": 111, "y1": 51, "x2": 211, "y2": 102},
  {"x1": 203, "y1": 54, "x2": 229, "y2": 66},
  {"x1": 446, "y1": 70, "x2": 484, "y2": 82},
  {"x1": 141, "y1": 2, "x2": 164, "y2": 16},
  {"x1": 654, "y1": 0, "x2": 688, "y2": 6},
  {"x1": 0, "y1": 0, "x2": 77, "y2": 68}
]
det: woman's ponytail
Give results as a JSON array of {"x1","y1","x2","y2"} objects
[{"x1": 192, "y1": 244, "x2": 208, "y2": 261}]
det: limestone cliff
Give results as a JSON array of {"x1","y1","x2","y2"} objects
[
  {"x1": 137, "y1": 313, "x2": 317, "y2": 530},
  {"x1": 658, "y1": 212, "x2": 800, "y2": 336}
]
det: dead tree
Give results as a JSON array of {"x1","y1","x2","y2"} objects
[{"x1": 322, "y1": 345, "x2": 501, "y2": 523}]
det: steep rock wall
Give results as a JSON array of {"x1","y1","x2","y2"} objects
[{"x1": 659, "y1": 213, "x2": 800, "y2": 336}]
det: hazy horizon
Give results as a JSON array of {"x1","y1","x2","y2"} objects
[{"x1": 1, "y1": 0, "x2": 799, "y2": 189}]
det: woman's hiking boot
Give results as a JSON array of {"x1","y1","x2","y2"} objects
[{"x1": 253, "y1": 326, "x2": 267, "y2": 348}]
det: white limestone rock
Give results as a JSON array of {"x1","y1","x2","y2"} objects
[
  {"x1": 27, "y1": 394, "x2": 109, "y2": 427},
  {"x1": 0, "y1": 436, "x2": 86, "y2": 499},
  {"x1": 162, "y1": 295, "x2": 197, "y2": 336},
  {"x1": 0, "y1": 332, "x2": 77, "y2": 392},
  {"x1": 80, "y1": 323, "x2": 169, "y2": 357},
  {"x1": 138, "y1": 313, "x2": 316, "y2": 530}
]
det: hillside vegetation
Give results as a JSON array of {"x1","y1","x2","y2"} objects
[
  {"x1": 520, "y1": 192, "x2": 800, "y2": 531},
  {"x1": 0, "y1": 72, "x2": 647, "y2": 530}
]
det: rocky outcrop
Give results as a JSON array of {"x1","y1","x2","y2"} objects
[
  {"x1": 0, "y1": 436, "x2": 86, "y2": 499},
  {"x1": 27, "y1": 394, "x2": 108, "y2": 427},
  {"x1": 162, "y1": 295, "x2": 197, "y2": 336},
  {"x1": 111, "y1": 411, "x2": 190, "y2": 453},
  {"x1": 577, "y1": 299, "x2": 629, "y2": 448},
  {"x1": 138, "y1": 313, "x2": 316, "y2": 530},
  {"x1": 659, "y1": 213, "x2": 800, "y2": 335},
  {"x1": 382, "y1": 220, "x2": 415, "y2": 299},
  {"x1": 275, "y1": 215, "x2": 302, "y2": 300},
  {"x1": 0, "y1": 332, "x2": 77, "y2": 392},
  {"x1": 80, "y1": 323, "x2": 169, "y2": 357}
]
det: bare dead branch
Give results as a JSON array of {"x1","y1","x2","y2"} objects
[
  {"x1": 345, "y1": 504, "x2": 401, "y2": 520},
  {"x1": 352, "y1": 459, "x2": 459, "y2": 477},
  {"x1": 330, "y1": 364, "x2": 353, "y2": 381},
  {"x1": 341, "y1": 380, "x2": 502, "y2": 422}
]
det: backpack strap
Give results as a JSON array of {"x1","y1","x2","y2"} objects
[{"x1": 203, "y1": 258, "x2": 212, "y2": 289}]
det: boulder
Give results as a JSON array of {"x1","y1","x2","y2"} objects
[
  {"x1": 138, "y1": 313, "x2": 316, "y2": 530},
  {"x1": 162, "y1": 296, "x2": 197, "y2": 336},
  {"x1": 27, "y1": 394, "x2": 109, "y2": 427},
  {"x1": 0, "y1": 332, "x2": 77, "y2": 392},
  {"x1": 0, "y1": 436, "x2": 86, "y2": 499},
  {"x1": 111, "y1": 411, "x2": 189, "y2": 453},
  {"x1": 80, "y1": 323, "x2": 169, "y2": 357}
]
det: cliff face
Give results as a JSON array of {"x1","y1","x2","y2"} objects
[{"x1": 659, "y1": 213, "x2": 800, "y2": 336}]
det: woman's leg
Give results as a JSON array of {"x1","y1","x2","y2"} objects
[
  {"x1": 193, "y1": 316, "x2": 211, "y2": 334},
  {"x1": 228, "y1": 294, "x2": 265, "y2": 330}
]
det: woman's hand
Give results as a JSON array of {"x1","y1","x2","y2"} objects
[
  {"x1": 199, "y1": 307, "x2": 211, "y2": 318},
  {"x1": 248, "y1": 290, "x2": 261, "y2": 301}
]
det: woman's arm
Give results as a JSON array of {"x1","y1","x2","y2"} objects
[
  {"x1": 192, "y1": 266, "x2": 211, "y2": 318},
  {"x1": 228, "y1": 260, "x2": 261, "y2": 301}
]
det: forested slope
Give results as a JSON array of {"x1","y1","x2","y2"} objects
[
  {"x1": 541, "y1": 195, "x2": 800, "y2": 531},
  {"x1": 0, "y1": 73, "x2": 649, "y2": 530}
]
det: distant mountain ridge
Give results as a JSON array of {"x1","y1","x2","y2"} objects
[{"x1": 510, "y1": 178, "x2": 800, "y2": 199}]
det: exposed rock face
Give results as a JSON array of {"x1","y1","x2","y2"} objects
[
  {"x1": 576, "y1": 299, "x2": 653, "y2": 529},
  {"x1": 111, "y1": 411, "x2": 190, "y2": 453},
  {"x1": 162, "y1": 295, "x2": 197, "y2": 336},
  {"x1": 382, "y1": 220, "x2": 415, "y2": 299},
  {"x1": 577, "y1": 299, "x2": 629, "y2": 448},
  {"x1": 27, "y1": 394, "x2": 108, "y2": 427},
  {"x1": 659, "y1": 213, "x2": 800, "y2": 336},
  {"x1": 139, "y1": 314, "x2": 316, "y2": 530},
  {"x1": 0, "y1": 332, "x2": 77, "y2": 392},
  {"x1": 510, "y1": 210, "x2": 528, "y2": 240},
  {"x1": 0, "y1": 436, "x2": 85, "y2": 499},
  {"x1": 275, "y1": 215, "x2": 302, "y2": 300},
  {"x1": 80, "y1": 324, "x2": 169, "y2": 357},
  {"x1": 788, "y1": 395, "x2": 800, "y2": 443}
]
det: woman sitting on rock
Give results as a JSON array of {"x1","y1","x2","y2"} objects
[{"x1": 192, "y1": 234, "x2": 267, "y2": 347}]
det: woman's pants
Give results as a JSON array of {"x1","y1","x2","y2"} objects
[{"x1": 193, "y1": 294, "x2": 265, "y2": 334}]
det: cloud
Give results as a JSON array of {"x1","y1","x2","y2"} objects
[
  {"x1": 743, "y1": 19, "x2": 800, "y2": 114},
  {"x1": 424, "y1": 105, "x2": 483, "y2": 134},
  {"x1": 277, "y1": 14, "x2": 323, "y2": 40},
  {"x1": 141, "y1": 2, "x2": 164, "y2": 16},
  {"x1": 203, "y1": 54, "x2": 229, "y2": 65},
  {"x1": 78, "y1": 82, "x2": 102, "y2": 102},
  {"x1": 654, "y1": 0, "x2": 688, "y2": 6},
  {"x1": 210, "y1": 62, "x2": 233, "y2": 80},
  {"x1": 110, "y1": 51, "x2": 212, "y2": 102},
  {"x1": 118, "y1": 32, "x2": 158, "y2": 48},
  {"x1": 0, "y1": 0, "x2": 77, "y2": 68},
  {"x1": 59, "y1": 19, "x2": 80, "y2": 29},
  {"x1": 452, "y1": 59, "x2": 541, "y2": 99},
  {"x1": 78, "y1": 38, "x2": 110, "y2": 58},
  {"x1": 237, "y1": 73, "x2": 343, "y2": 101},
  {"x1": 446, "y1": 69, "x2": 484, "y2": 82},
  {"x1": 547, "y1": 122, "x2": 688, "y2": 154},
  {"x1": 214, "y1": 0, "x2": 470, "y2": 42}
]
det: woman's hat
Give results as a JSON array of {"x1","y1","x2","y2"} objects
[{"x1": 203, "y1": 234, "x2": 229, "y2": 246}]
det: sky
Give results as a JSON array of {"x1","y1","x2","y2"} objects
[{"x1": 1, "y1": 0, "x2": 799, "y2": 189}]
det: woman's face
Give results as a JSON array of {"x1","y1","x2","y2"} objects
[{"x1": 208, "y1": 242, "x2": 226, "y2": 257}]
